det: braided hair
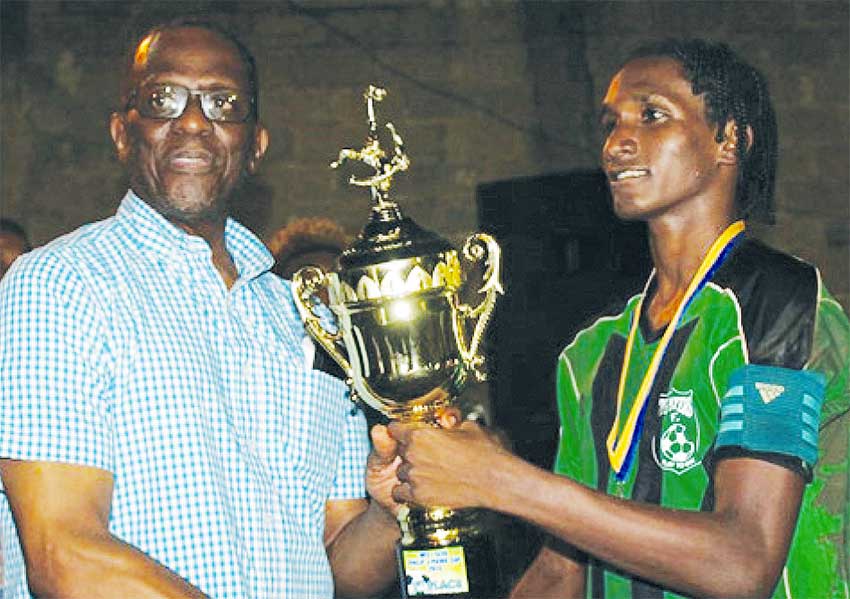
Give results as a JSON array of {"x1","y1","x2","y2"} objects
[{"x1": 629, "y1": 39, "x2": 778, "y2": 222}]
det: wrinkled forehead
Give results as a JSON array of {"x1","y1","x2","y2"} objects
[{"x1": 125, "y1": 26, "x2": 250, "y2": 91}]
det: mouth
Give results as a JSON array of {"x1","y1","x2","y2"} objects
[
  {"x1": 607, "y1": 167, "x2": 650, "y2": 183},
  {"x1": 168, "y1": 149, "x2": 214, "y2": 173}
]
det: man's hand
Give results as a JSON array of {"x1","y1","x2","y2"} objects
[
  {"x1": 388, "y1": 419, "x2": 515, "y2": 510},
  {"x1": 366, "y1": 424, "x2": 404, "y2": 516},
  {"x1": 366, "y1": 406, "x2": 463, "y2": 515}
]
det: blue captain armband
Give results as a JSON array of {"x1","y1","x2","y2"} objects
[{"x1": 716, "y1": 364, "x2": 826, "y2": 474}]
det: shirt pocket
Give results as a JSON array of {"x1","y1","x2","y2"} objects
[{"x1": 240, "y1": 344, "x2": 352, "y2": 499}]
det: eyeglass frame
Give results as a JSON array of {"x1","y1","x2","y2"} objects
[{"x1": 124, "y1": 82, "x2": 257, "y2": 123}]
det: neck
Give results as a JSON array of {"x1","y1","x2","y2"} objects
[
  {"x1": 174, "y1": 217, "x2": 239, "y2": 289},
  {"x1": 133, "y1": 190, "x2": 239, "y2": 288},
  {"x1": 645, "y1": 210, "x2": 738, "y2": 330}
]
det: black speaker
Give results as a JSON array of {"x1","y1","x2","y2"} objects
[{"x1": 476, "y1": 169, "x2": 651, "y2": 470}]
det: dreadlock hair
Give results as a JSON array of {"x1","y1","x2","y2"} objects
[{"x1": 628, "y1": 39, "x2": 778, "y2": 222}]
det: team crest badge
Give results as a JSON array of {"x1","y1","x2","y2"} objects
[{"x1": 652, "y1": 388, "x2": 701, "y2": 475}]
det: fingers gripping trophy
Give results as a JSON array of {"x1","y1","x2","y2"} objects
[{"x1": 291, "y1": 86, "x2": 504, "y2": 599}]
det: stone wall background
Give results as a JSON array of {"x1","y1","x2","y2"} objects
[{"x1": 1, "y1": 0, "x2": 847, "y2": 307}]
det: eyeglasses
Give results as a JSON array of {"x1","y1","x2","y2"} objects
[{"x1": 126, "y1": 83, "x2": 254, "y2": 123}]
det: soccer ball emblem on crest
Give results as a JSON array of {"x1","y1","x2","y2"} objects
[
  {"x1": 653, "y1": 388, "x2": 701, "y2": 475},
  {"x1": 659, "y1": 423, "x2": 695, "y2": 465}
]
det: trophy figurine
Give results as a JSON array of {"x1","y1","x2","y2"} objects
[{"x1": 291, "y1": 86, "x2": 504, "y2": 598}]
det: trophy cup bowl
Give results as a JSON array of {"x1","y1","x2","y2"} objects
[{"x1": 291, "y1": 86, "x2": 504, "y2": 598}]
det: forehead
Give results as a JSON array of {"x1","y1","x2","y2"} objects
[
  {"x1": 603, "y1": 56, "x2": 701, "y2": 111},
  {"x1": 129, "y1": 27, "x2": 249, "y2": 89}
]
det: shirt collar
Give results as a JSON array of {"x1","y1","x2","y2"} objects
[{"x1": 116, "y1": 190, "x2": 274, "y2": 282}]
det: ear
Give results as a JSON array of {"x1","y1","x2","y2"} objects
[
  {"x1": 717, "y1": 120, "x2": 753, "y2": 166},
  {"x1": 109, "y1": 112, "x2": 131, "y2": 163},
  {"x1": 247, "y1": 124, "x2": 270, "y2": 175}
]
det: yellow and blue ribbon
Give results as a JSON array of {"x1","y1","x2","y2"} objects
[{"x1": 606, "y1": 220, "x2": 746, "y2": 481}]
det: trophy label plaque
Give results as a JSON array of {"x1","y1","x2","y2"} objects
[
  {"x1": 400, "y1": 546, "x2": 469, "y2": 596},
  {"x1": 292, "y1": 85, "x2": 504, "y2": 599}
]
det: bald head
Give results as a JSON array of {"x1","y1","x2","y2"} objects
[
  {"x1": 121, "y1": 22, "x2": 258, "y2": 118},
  {"x1": 109, "y1": 20, "x2": 269, "y2": 230}
]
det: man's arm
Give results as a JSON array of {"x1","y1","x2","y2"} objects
[
  {"x1": 324, "y1": 498, "x2": 400, "y2": 598},
  {"x1": 0, "y1": 459, "x2": 208, "y2": 599},
  {"x1": 510, "y1": 541, "x2": 585, "y2": 599},
  {"x1": 390, "y1": 420, "x2": 804, "y2": 598},
  {"x1": 323, "y1": 424, "x2": 402, "y2": 598}
]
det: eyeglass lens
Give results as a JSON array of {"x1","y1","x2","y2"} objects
[{"x1": 136, "y1": 84, "x2": 251, "y2": 122}]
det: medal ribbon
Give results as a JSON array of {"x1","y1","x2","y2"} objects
[{"x1": 606, "y1": 220, "x2": 745, "y2": 481}]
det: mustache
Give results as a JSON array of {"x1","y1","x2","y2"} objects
[{"x1": 166, "y1": 145, "x2": 215, "y2": 162}]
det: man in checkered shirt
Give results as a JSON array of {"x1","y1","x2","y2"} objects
[{"x1": 0, "y1": 20, "x2": 402, "y2": 599}]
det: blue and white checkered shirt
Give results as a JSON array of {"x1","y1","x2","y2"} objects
[{"x1": 0, "y1": 191, "x2": 370, "y2": 598}]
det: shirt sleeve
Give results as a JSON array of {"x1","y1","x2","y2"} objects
[{"x1": 0, "y1": 251, "x2": 114, "y2": 472}]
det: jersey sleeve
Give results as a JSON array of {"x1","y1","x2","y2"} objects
[
  {"x1": 712, "y1": 262, "x2": 846, "y2": 481},
  {"x1": 554, "y1": 347, "x2": 598, "y2": 488},
  {"x1": 715, "y1": 364, "x2": 824, "y2": 477},
  {"x1": 0, "y1": 251, "x2": 114, "y2": 473}
]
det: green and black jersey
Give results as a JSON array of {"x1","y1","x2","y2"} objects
[{"x1": 555, "y1": 238, "x2": 850, "y2": 599}]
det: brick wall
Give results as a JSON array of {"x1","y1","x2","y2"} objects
[{"x1": 1, "y1": 0, "x2": 847, "y2": 307}]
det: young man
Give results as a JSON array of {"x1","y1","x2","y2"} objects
[
  {"x1": 385, "y1": 39, "x2": 849, "y2": 598},
  {"x1": 0, "y1": 22, "x2": 401, "y2": 599}
]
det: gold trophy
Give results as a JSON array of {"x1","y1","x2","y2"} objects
[{"x1": 292, "y1": 86, "x2": 504, "y2": 598}]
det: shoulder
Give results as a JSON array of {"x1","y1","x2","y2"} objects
[
  {"x1": 713, "y1": 238, "x2": 819, "y2": 368},
  {"x1": 561, "y1": 292, "x2": 638, "y2": 362},
  {"x1": 716, "y1": 237, "x2": 817, "y2": 294},
  {"x1": 0, "y1": 217, "x2": 127, "y2": 322},
  {"x1": 12, "y1": 216, "x2": 125, "y2": 281}
]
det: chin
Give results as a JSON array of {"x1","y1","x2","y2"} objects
[
  {"x1": 166, "y1": 182, "x2": 228, "y2": 218},
  {"x1": 611, "y1": 197, "x2": 644, "y2": 222}
]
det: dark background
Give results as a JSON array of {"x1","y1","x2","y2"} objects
[
  {"x1": 2, "y1": 1, "x2": 846, "y2": 590},
  {"x1": 1, "y1": 1, "x2": 846, "y2": 306}
]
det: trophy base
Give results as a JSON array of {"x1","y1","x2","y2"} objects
[{"x1": 396, "y1": 517, "x2": 504, "y2": 599}]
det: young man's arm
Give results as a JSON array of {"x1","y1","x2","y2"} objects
[
  {"x1": 0, "y1": 459, "x2": 209, "y2": 599},
  {"x1": 509, "y1": 540, "x2": 586, "y2": 599},
  {"x1": 389, "y1": 420, "x2": 804, "y2": 598}
]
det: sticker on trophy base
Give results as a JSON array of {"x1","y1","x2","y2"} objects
[{"x1": 401, "y1": 545, "x2": 470, "y2": 596}]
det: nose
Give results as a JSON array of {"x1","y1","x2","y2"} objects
[
  {"x1": 602, "y1": 123, "x2": 637, "y2": 165},
  {"x1": 172, "y1": 94, "x2": 213, "y2": 135}
]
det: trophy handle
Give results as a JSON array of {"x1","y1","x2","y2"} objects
[
  {"x1": 455, "y1": 233, "x2": 503, "y2": 381},
  {"x1": 291, "y1": 266, "x2": 354, "y2": 380}
]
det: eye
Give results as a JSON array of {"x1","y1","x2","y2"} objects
[
  {"x1": 203, "y1": 90, "x2": 250, "y2": 122},
  {"x1": 641, "y1": 106, "x2": 667, "y2": 123},
  {"x1": 147, "y1": 85, "x2": 181, "y2": 114},
  {"x1": 213, "y1": 94, "x2": 232, "y2": 109}
]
